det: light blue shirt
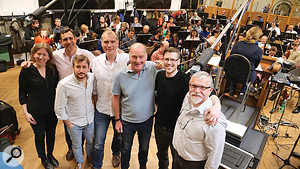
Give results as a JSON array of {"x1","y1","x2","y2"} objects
[{"x1": 112, "y1": 61, "x2": 158, "y2": 123}]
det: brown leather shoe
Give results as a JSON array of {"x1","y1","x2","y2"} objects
[
  {"x1": 112, "y1": 155, "x2": 120, "y2": 167},
  {"x1": 66, "y1": 149, "x2": 74, "y2": 161}
]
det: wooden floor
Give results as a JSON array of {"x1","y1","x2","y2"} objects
[{"x1": 1, "y1": 66, "x2": 300, "y2": 169}]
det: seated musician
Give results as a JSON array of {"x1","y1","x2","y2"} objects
[
  {"x1": 34, "y1": 28, "x2": 53, "y2": 45},
  {"x1": 169, "y1": 33, "x2": 181, "y2": 49},
  {"x1": 258, "y1": 35, "x2": 271, "y2": 53},
  {"x1": 268, "y1": 22, "x2": 280, "y2": 41},
  {"x1": 131, "y1": 17, "x2": 142, "y2": 27},
  {"x1": 161, "y1": 22, "x2": 169, "y2": 38},
  {"x1": 167, "y1": 17, "x2": 176, "y2": 29},
  {"x1": 286, "y1": 25, "x2": 298, "y2": 34},
  {"x1": 283, "y1": 42, "x2": 300, "y2": 64},
  {"x1": 186, "y1": 29, "x2": 200, "y2": 40},
  {"x1": 292, "y1": 59, "x2": 300, "y2": 113},
  {"x1": 138, "y1": 25, "x2": 150, "y2": 34},
  {"x1": 120, "y1": 27, "x2": 136, "y2": 52},
  {"x1": 229, "y1": 27, "x2": 263, "y2": 100},
  {"x1": 151, "y1": 41, "x2": 169, "y2": 62},
  {"x1": 199, "y1": 25, "x2": 210, "y2": 43},
  {"x1": 147, "y1": 28, "x2": 163, "y2": 47},
  {"x1": 207, "y1": 30, "x2": 221, "y2": 50}
]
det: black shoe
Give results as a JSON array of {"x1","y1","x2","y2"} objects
[
  {"x1": 66, "y1": 149, "x2": 74, "y2": 161},
  {"x1": 47, "y1": 154, "x2": 59, "y2": 167},
  {"x1": 237, "y1": 93, "x2": 244, "y2": 100},
  {"x1": 228, "y1": 90, "x2": 235, "y2": 97},
  {"x1": 292, "y1": 107, "x2": 300, "y2": 114},
  {"x1": 42, "y1": 159, "x2": 54, "y2": 169}
]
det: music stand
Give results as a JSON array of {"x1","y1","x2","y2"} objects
[
  {"x1": 272, "y1": 134, "x2": 300, "y2": 169},
  {"x1": 263, "y1": 29, "x2": 271, "y2": 36},
  {"x1": 216, "y1": 15, "x2": 226, "y2": 20},
  {"x1": 78, "y1": 39, "x2": 99, "y2": 51},
  {"x1": 169, "y1": 26, "x2": 181, "y2": 34},
  {"x1": 280, "y1": 32, "x2": 296, "y2": 40},
  {"x1": 177, "y1": 31, "x2": 190, "y2": 40},
  {"x1": 270, "y1": 42, "x2": 288, "y2": 53},
  {"x1": 133, "y1": 27, "x2": 143, "y2": 34},
  {"x1": 219, "y1": 19, "x2": 227, "y2": 26},
  {"x1": 206, "y1": 18, "x2": 217, "y2": 26},
  {"x1": 198, "y1": 12, "x2": 209, "y2": 20},
  {"x1": 182, "y1": 40, "x2": 202, "y2": 49},
  {"x1": 253, "y1": 20, "x2": 264, "y2": 28},
  {"x1": 177, "y1": 21, "x2": 185, "y2": 27},
  {"x1": 136, "y1": 34, "x2": 152, "y2": 44}
]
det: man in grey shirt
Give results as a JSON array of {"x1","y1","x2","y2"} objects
[
  {"x1": 112, "y1": 43, "x2": 162, "y2": 169},
  {"x1": 172, "y1": 71, "x2": 227, "y2": 169}
]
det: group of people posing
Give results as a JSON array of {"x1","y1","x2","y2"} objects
[{"x1": 19, "y1": 26, "x2": 226, "y2": 169}]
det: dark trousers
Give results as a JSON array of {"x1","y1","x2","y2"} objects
[
  {"x1": 172, "y1": 149, "x2": 206, "y2": 169},
  {"x1": 121, "y1": 117, "x2": 153, "y2": 169},
  {"x1": 154, "y1": 123, "x2": 175, "y2": 169},
  {"x1": 30, "y1": 113, "x2": 58, "y2": 161},
  {"x1": 64, "y1": 123, "x2": 85, "y2": 150}
]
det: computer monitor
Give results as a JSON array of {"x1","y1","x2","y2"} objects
[
  {"x1": 252, "y1": 20, "x2": 264, "y2": 28},
  {"x1": 169, "y1": 26, "x2": 181, "y2": 34},
  {"x1": 136, "y1": 34, "x2": 152, "y2": 44},
  {"x1": 216, "y1": 15, "x2": 227, "y2": 20}
]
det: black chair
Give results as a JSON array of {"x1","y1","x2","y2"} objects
[{"x1": 223, "y1": 54, "x2": 252, "y2": 112}]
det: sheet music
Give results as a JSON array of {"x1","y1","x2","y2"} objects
[
  {"x1": 255, "y1": 64, "x2": 263, "y2": 71},
  {"x1": 208, "y1": 56, "x2": 221, "y2": 67},
  {"x1": 226, "y1": 120, "x2": 247, "y2": 138}
]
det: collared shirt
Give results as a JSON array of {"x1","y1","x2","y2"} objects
[
  {"x1": 92, "y1": 51, "x2": 129, "y2": 116},
  {"x1": 287, "y1": 50, "x2": 300, "y2": 64},
  {"x1": 286, "y1": 30, "x2": 298, "y2": 34},
  {"x1": 173, "y1": 93, "x2": 227, "y2": 169},
  {"x1": 55, "y1": 72, "x2": 95, "y2": 126},
  {"x1": 112, "y1": 61, "x2": 158, "y2": 123},
  {"x1": 53, "y1": 47, "x2": 95, "y2": 80},
  {"x1": 268, "y1": 27, "x2": 281, "y2": 36}
]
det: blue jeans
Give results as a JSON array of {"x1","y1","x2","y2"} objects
[
  {"x1": 92, "y1": 109, "x2": 122, "y2": 168},
  {"x1": 67, "y1": 122, "x2": 94, "y2": 163},
  {"x1": 154, "y1": 124, "x2": 175, "y2": 169},
  {"x1": 121, "y1": 116, "x2": 153, "y2": 169}
]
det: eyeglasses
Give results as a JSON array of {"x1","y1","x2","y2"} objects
[
  {"x1": 163, "y1": 58, "x2": 179, "y2": 62},
  {"x1": 189, "y1": 84, "x2": 211, "y2": 91}
]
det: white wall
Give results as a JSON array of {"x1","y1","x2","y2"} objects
[{"x1": 0, "y1": 0, "x2": 39, "y2": 16}]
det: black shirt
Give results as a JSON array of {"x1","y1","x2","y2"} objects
[
  {"x1": 155, "y1": 70, "x2": 190, "y2": 130},
  {"x1": 19, "y1": 65, "x2": 58, "y2": 116}
]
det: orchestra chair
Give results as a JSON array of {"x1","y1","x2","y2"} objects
[{"x1": 223, "y1": 54, "x2": 252, "y2": 112}]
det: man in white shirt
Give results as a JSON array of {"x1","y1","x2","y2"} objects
[
  {"x1": 92, "y1": 30, "x2": 129, "y2": 169},
  {"x1": 55, "y1": 55, "x2": 95, "y2": 169},
  {"x1": 172, "y1": 71, "x2": 227, "y2": 169},
  {"x1": 286, "y1": 25, "x2": 298, "y2": 34}
]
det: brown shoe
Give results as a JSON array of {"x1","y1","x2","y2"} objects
[
  {"x1": 87, "y1": 156, "x2": 93, "y2": 167},
  {"x1": 112, "y1": 155, "x2": 120, "y2": 167}
]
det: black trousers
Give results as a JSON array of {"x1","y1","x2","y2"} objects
[
  {"x1": 30, "y1": 113, "x2": 58, "y2": 161},
  {"x1": 172, "y1": 149, "x2": 206, "y2": 169},
  {"x1": 154, "y1": 124, "x2": 175, "y2": 169}
]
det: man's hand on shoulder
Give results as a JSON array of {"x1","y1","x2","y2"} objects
[{"x1": 21, "y1": 61, "x2": 32, "y2": 68}]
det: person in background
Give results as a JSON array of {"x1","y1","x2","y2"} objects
[
  {"x1": 25, "y1": 19, "x2": 40, "y2": 40},
  {"x1": 258, "y1": 35, "x2": 271, "y2": 53},
  {"x1": 229, "y1": 26, "x2": 263, "y2": 100},
  {"x1": 199, "y1": 25, "x2": 210, "y2": 43},
  {"x1": 131, "y1": 17, "x2": 142, "y2": 27},
  {"x1": 52, "y1": 18, "x2": 65, "y2": 49},
  {"x1": 172, "y1": 71, "x2": 226, "y2": 169},
  {"x1": 110, "y1": 16, "x2": 122, "y2": 34},
  {"x1": 269, "y1": 46, "x2": 278, "y2": 57},
  {"x1": 186, "y1": 29, "x2": 200, "y2": 40},
  {"x1": 80, "y1": 24, "x2": 94, "y2": 42},
  {"x1": 167, "y1": 17, "x2": 176, "y2": 29},
  {"x1": 195, "y1": 5, "x2": 207, "y2": 16},
  {"x1": 194, "y1": 20, "x2": 202, "y2": 34},
  {"x1": 34, "y1": 28, "x2": 54, "y2": 45},
  {"x1": 291, "y1": 59, "x2": 300, "y2": 114},
  {"x1": 138, "y1": 25, "x2": 150, "y2": 34},
  {"x1": 190, "y1": 12, "x2": 201, "y2": 24},
  {"x1": 207, "y1": 30, "x2": 221, "y2": 50},
  {"x1": 120, "y1": 27, "x2": 136, "y2": 52},
  {"x1": 151, "y1": 41, "x2": 169, "y2": 62},
  {"x1": 117, "y1": 22, "x2": 129, "y2": 43},
  {"x1": 161, "y1": 22, "x2": 169, "y2": 38},
  {"x1": 286, "y1": 25, "x2": 298, "y2": 34},
  {"x1": 147, "y1": 28, "x2": 163, "y2": 47},
  {"x1": 19, "y1": 43, "x2": 59, "y2": 169},
  {"x1": 169, "y1": 33, "x2": 181, "y2": 49},
  {"x1": 262, "y1": 4, "x2": 270, "y2": 13},
  {"x1": 283, "y1": 42, "x2": 300, "y2": 64}
]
